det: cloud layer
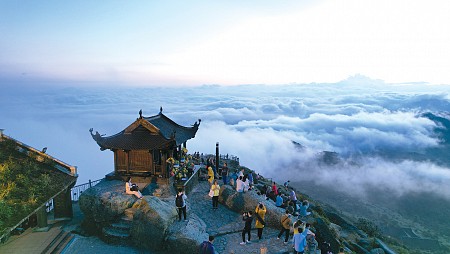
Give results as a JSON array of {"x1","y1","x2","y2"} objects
[{"x1": 1, "y1": 78, "x2": 449, "y2": 199}]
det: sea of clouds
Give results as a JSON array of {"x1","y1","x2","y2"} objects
[{"x1": 1, "y1": 76, "x2": 450, "y2": 200}]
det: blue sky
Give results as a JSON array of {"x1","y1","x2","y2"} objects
[{"x1": 1, "y1": 0, "x2": 450, "y2": 86}]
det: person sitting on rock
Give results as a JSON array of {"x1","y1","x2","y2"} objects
[
  {"x1": 236, "y1": 176, "x2": 245, "y2": 192},
  {"x1": 299, "y1": 200, "x2": 311, "y2": 217},
  {"x1": 125, "y1": 177, "x2": 143, "y2": 199},
  {"x1": 276, "y1": 193, "x2": 285, "y2": 208}
]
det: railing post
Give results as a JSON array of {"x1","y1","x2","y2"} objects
[
  {"x1": 215, "y1": 142, "x2": 219, "y2": 176},
  {"x1": 89, "y1": 179, "x2": 92, "y2": 188}
]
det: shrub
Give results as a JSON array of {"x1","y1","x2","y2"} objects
[{"x1": 356, "y1": 218, "x2": 380, "y2": 237}]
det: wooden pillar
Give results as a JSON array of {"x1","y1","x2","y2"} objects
[
  {"x1": 113, "y1": 149, "x2": 118, "y2": 174},
  {"x1": 54, "y1": 184, "x2": 75, "y2": 219},
  {"x1": 36, "y1": 206, "x2": 48, "y2": 228},
  {"x1": 125, "y1": 150, "x2": 130, "y2": 174}
]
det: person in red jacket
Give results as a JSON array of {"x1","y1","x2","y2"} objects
[{"x1": 272, "y1": 181, "x2": 279, "y2": 195}]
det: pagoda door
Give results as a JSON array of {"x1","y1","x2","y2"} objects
[{"x1": 129, "y1": 150, "x2": 152, "y2": 174}]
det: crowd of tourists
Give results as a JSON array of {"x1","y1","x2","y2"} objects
[
  {"x1": 123, "y1": 155, "x2": 332, "y2": 254},
  {"x1": 197, "y1": 159, "x2": 323, "y2": 254}
]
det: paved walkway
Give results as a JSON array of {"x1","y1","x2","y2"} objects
[
  {"x1": 0, "y1": 221, "x2": 64, "y2": 254},
  {"x1": 189, "y1": 180, "x2": 294, "y2": 254}
]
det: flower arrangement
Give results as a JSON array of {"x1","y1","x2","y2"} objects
[{"x1": 167, "y1": 156, "x2": 189, "y2": 180}]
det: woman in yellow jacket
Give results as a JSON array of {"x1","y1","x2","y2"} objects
[
  {"x1": 207, "y1": 166, "x2": 214, "y2": 185},
  {"x1": 210, "y1": 179, "x2": 220, "y2": 209},
  {"x1": 255, "y1": 202, "x2": 267, "y2": 240}
]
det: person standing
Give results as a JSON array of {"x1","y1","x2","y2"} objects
[
  {"x1": 293, "y1": 227, "x2": 307, "y2": 254},
  {"x1": 272, "y1": 182, "x2": 278, "y2": 195},
  {"x1": 210, "y1": 179, "x2": 220, "y2": 209},
  {"x1": 240, "y1": 211, "x2": 253, "y2": 245},
  {"x1": 277, "y1": 210, "x2": 292, "y2": 244},
  {"x1": 207, "y1": 166, "x2": 214, "y2": 185},
  {"x1": 255, "y1": 202, "x2": 267, "y2": 240},
  {"x1": 199, "y1": 235, "x2": 216, "y2": 254},
  {"x1": 175, "y1": 188, "x2": 188, "y2": 221},
  {"x1": 289, "y1": 189, "x2": 298, "y2": 213},
  {"x1": 221, "y1": 162, "x2": 229, "y2": 185}
]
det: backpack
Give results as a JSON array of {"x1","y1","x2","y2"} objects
[{"x1": 175, "y1": 194, "x2": 183, "y2": 207}]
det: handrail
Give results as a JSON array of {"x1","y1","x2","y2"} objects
[{"x1": 71, "y1": 179, "x2": 103, "y2": 202}]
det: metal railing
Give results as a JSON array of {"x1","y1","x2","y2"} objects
[{"x1": 71, "y1": 179, "x2": 103, "y2": 202}]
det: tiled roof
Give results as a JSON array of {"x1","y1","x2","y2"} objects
[
  {"x1": 145, "y1": 112, "x2": 200, "y2": 146},
  {"x1": 90, "y1": 111, "x2": 200, "y2": 150}
]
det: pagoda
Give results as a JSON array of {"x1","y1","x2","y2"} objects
[{"x1": 90, "y1": 108, "x2": 200, "y2": 180}]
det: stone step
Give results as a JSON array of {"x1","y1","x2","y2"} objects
[
  {"x1": 41, "y1": 230, "x2": 71, "y2": 254},
  {"x1": 110, "y1": 221, "x2": 132, "y2": 232},
  {"x1": 51, "y1": 234, "x2": 74, "y2": 254},
  {"x1": 101, "y1": 227, "x2": 131, "y2": 245},
  {"x1": 123, "y1": 208, "x2": 137, "y2": 220}
]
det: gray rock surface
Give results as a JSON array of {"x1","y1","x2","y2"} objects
[
  {"x1": 78, "y1": 179, "x2": 211, "y2": 252},
  {"x1": 218, "y1": 185, "x2": 285, "y2": 228},
  {"x1": 166, "y1": 213, "x2": 208, "y2": 254},
  {"x1": 129, "y1": 196, "x2": 177, "y2": 250}
]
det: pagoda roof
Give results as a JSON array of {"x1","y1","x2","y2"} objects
[
  {"x1": 144, "y1": 111, "x2": 200, "y2": 146},
  {"x1": 90, "y1": 109, "x2": 200, "y2": 150}
]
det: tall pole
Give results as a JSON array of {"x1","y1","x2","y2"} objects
[{"x1": 215, "y1": 142, "x2": 219, "y2": 175}]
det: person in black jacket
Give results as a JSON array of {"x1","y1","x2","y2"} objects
[
  {"x1": 199, "y1": 235, "x2": 216, "y2": 254},
  {"x1": 240, "y1": 211, "x2": 253, "y2": 245}
]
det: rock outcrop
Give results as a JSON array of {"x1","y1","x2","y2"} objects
[
  {"x1": 218, "y1": 185, "x2": 285, "y2": 228},
  {"x1": 79, "y1": 179, "x2": 207, "y2": 252},
  {"x1": 129, "y1": 196, "x2": 176, "y2": 250},
  {"x1": 166, "y1": 213, "x2": 209, "y2": 254}
]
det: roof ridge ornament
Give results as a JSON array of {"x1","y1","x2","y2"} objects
[
  {"x1": 159, "y1": 106, "x2": 163, "y2": 114},
  {"x1": 193, "y1": 119, "x2": 201, "y2": 128},
  {"x1": 139, "y1": 109, "x2": 143, "y2": 119}
]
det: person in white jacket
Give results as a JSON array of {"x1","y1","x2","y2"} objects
[{"x1": 236, "y1": 176, "x2": 245, "y2": 192}]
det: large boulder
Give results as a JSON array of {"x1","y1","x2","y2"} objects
[
  {"x1": 166, "y1": 213, "x2": 209, "y2": 254},
  {"x1": 79, "y1": 180, "x2": 137, "y2": 234},
  {"x1": 130, "y1": 196, "x2": 177, "y2": 250},
  {"x1": 79, "y1": 179, "x2": 180, "y2": 251},
  {"x1": 218, "y1": 185, "x2": 285, "y2": 228},
  {"x1": 79, "y1": 180, "x2": 137, "y2": 222}
]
